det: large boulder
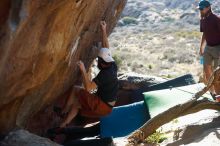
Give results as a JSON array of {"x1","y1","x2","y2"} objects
[{"x1": 0, "y1": 0, "x2": 127, "y2": 134}]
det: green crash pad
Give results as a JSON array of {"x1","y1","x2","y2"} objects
[{"x1": 143, "y1": 83, "x2": 212, "y2": 117}]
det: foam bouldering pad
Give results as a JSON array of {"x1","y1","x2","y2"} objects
[
  {"x1": 100, "y1": 101, "x2": 150, "y2": 138},
  {"x1": 143, "y1": 83, "x2": 212, "y2": 117},
  {"x1": 131, "y1": 74, "x2": 196, "y2": 103}
]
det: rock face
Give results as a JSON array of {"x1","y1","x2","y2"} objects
[
  {"x1": 0, "y1": 0, "x2": 127, "y2": 134},
  {"x1": 0, "y1": 129, "x2": 61, "y2": 146}
]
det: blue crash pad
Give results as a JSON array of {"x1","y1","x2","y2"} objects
[{"x1": 100, "y1": 101, "x2": 150, "y2": 138}]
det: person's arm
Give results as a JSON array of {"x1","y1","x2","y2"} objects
[
  {"x1": 100, "y1": 21, "x2": 109, "y2": 48},
  {"x1": 199, "y1": 33, "x2": 206, "y2": 56},
  {"x1": 77, "y1": 61, "x2": 97, "y2": 92}
]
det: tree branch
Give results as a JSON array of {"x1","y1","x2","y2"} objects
[{"x1": 126, "y1": 67, "x2": 220, "y2": 146}]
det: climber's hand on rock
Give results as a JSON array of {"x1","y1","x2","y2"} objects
[
  {"x1": 77, "y1": 60, "x2": 86, "y2": 72},
  {"x1": 100, "y1": 21, "x2": 107, "y2": 31}
]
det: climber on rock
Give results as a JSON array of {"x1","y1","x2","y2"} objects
[{"x1": 58, "y1": 21, "x2": 119, "y2": 128}]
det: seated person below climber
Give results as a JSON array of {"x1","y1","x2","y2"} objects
[{"x1": 59, "y1": 21, "x2": 119, "y2": 128}]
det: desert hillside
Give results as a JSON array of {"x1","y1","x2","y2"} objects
[{"x1": 110, "y1": 0, "x2": 220, "y2": 80}]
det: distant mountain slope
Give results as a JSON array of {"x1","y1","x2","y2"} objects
[
  {"x1": 109, "y1": 0, "x2": 220, "y2": 79},
  {"x1": 118, "y1": 0, "x2": 220, "y2": 31}
]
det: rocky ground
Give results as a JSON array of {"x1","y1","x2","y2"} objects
[
  {"x1": 160, "y1": 110, "x2": 220, "y2": 146},
  {"x1": 109, "y1": 0, "x2": 220, "y2": 81}
]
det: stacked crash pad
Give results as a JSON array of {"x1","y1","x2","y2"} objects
[
  {"x1": 131, "y1": 74, "x2": 196, "y2": 103},
  {"x1": 100, "y1": 75, "x2": 201, "y2": 138},
  {"x1": 143, "y1": 83, "x2": 212, "y2": 117}
]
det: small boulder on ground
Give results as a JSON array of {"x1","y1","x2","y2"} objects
[
  {"x1": 118, "y1": 72, "x2": 166, "y2": 90},
  {"x1": 0, "y1": 129, "x2": 61, "y2": 146}
]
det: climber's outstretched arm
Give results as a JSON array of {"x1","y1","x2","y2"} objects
[{"x1": 100, "y1": 21, "x2": 109, "y2": 48}]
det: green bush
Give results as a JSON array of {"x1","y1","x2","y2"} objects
[
  {"x1": 145, "y1": 130, "x2": 167, "y2": 144},
  {"x1": 122, "y1": 16, "x2": 138, "y2": 25},
  {"x1": 113, "y1": 55, "x2": 122, "y2": 68},
  {"x1": 161, "y1": 17, "x2": 175, "y2": 22},
  {"x1": 148, "y1": 64, "x2": 153, "y2": 70},
  {"x1": 167, "y1": 74, "x2": 173, "y2": 79},
  {"x1": 175, "y1": 31, "x2": 201, "y2": 38}
]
